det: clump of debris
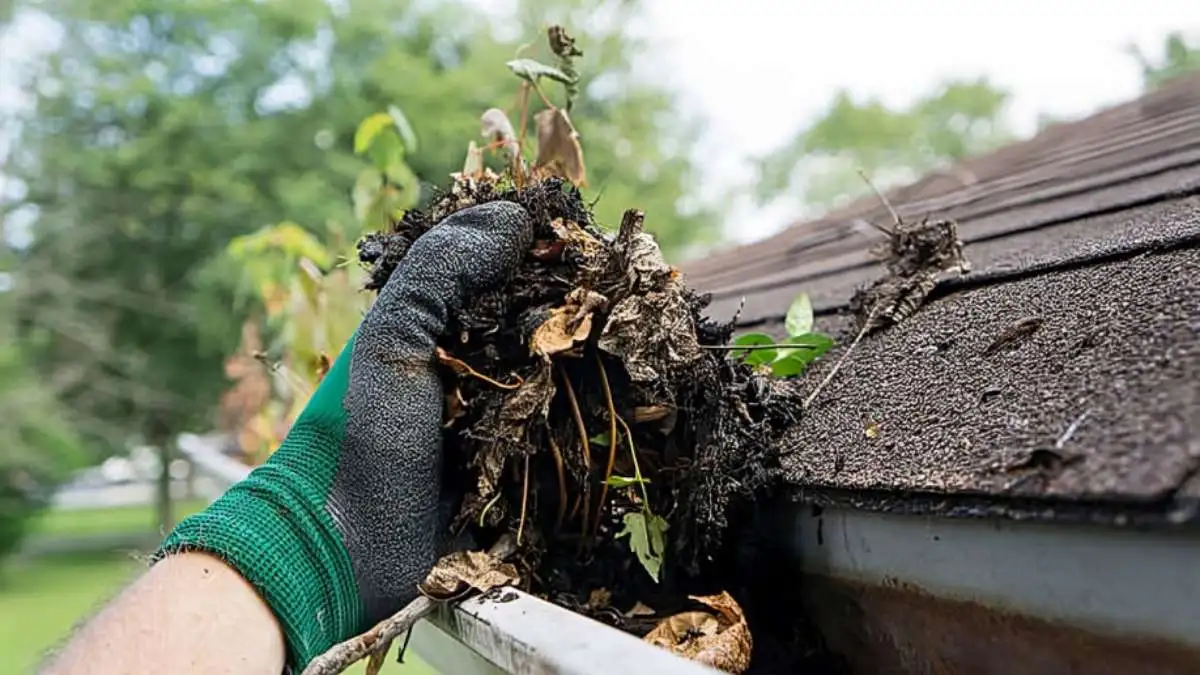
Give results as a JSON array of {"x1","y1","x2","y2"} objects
[
  {"x1": 303, "y1": 25, "x2": 972, "y2": 675},
  {"x1": 357, "y1": 172, "x2": 800, "y2": 673}
]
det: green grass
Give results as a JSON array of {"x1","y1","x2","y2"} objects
[
  {"x1": 0, "y1": 551, "x2": 141, "y2": 672},
  {"x1": 28, "y1": 499, "x2": 211, "y2": 539},
  {"x1": 4, "y1": 501, "x2": 440, "y2": 673}
]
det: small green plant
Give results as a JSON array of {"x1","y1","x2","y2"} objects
[
  {"x1": 727, "y1": 292, "x2": 835, "y2": 377},
  {"x1": 593, "y1": 425, "x2": 666, "y2": 582}
]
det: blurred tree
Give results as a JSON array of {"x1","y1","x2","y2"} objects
[
  {"x1": 6, "y1": 0, "x2": 716, "y2": 530},
  {"x1": 0, "y1": 261, "x2": 86, "y2": 559},
  {"x1": 1128, "y1": 31, "x2": 1200, "y2": 90},
  {"x1": 753, "y1": 76, "x2": 1015, "y2": 216}
]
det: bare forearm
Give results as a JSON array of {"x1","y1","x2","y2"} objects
[{"x1": 41, "y1": 552, "x2": 286, "y2": 675}]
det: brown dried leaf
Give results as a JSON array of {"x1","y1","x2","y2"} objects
[
  {"x1": 481, "y1": 108, "x2": 519, "y2": 160},
  {"x1": 419, "y1": 550, "x2": 520, "y2": 601},
  {"x1": 533, "y1": 108, "x2": 586, "y2": 186},
  {"x1": 642, "y1": 591, "x2": 752, "y2": 674},
  {"x1": 532, "y1": 305, "x2": 593, "y2": 356},
  {"x1": 587, "y1": 588, "x2": 612, "y2": 611},
  {"x1": 624, "y1": 601, "x2": 657, "y2": 618},
  {"x1": 599, "y1": 290, "x2": 702, "y2": 382}
]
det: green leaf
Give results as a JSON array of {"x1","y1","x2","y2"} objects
[
  {"x1": 506, "y1": 58, "x2": 574, "y2": 85},
  {"x1": 785, "y1": 292, "x2": 814, "y2": 337},
  {"x1": 352, "y1": 168, "x2": 384, "y2": 225},
  {"x1": 589, "y1": 431, "x2": 612, "y2": 446},
  {"x1": 387, "y1": 105, "x2": 418, "y2": 153},
  {"x1": 354, "y1": 113, "x2": 394, "y2": 155},
  {"x1": 616, "y1": 511, "x2": 668, "y2": 582},
  {"x1": 730, "y1": 332, "x2": 776, "y2": 366},
  {"x1": 774, "y1": 331, "x2": 836, "y2": 361},
  {"x1": 605, "y1": 475, "x2": 650, "y2": 488}
]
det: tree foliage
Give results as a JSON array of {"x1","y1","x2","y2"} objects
[
  {"x1": 6, "y1": 0, "x2": 717, "y2": 528},
  {"x1": 754, "y1": 76, "x2": 1015, "y2": 215},
  {"x1": 1129, "y1": 31, "x2": 1200, "y2": 91}
]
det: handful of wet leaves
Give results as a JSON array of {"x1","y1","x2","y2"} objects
[{"x1": 356, "y1": 174, "x2": 803, "y2": 673}]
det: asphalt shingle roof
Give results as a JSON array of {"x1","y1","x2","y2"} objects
[{"x1": 683, "y1": 73, "x2": 1200, "y2": 523}]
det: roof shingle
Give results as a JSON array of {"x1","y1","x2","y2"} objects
[{"x1": 684, "y1": 73, "x2": 1200, "y2": 520}]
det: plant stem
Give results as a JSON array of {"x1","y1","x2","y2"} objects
[
  {"x1": 547, "y1": 433, "x2": 568, "y2": 534},
  {"x1": 517, "y1": 453, "x2": 530, "y2": 546},
  {"x1": 591, "y1": 354, "x2": 619, "y2": 543},
  {"x1": 614, "y1": 415, "x2": 650, "y2": 507}
]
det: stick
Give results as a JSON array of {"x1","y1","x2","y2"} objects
[
  {"x1": 302, "y1": 538, "x2": 517, "y2": 675},
  {"x1": 856, "y1": 169, "x2": 900, "y2": 231},
  {"x1": 591, "y1": 354, "x2": 619, "y2": 543},
  {"x1": 547, "y1": 434, "x2": 569, "y2": 533},
  {"x1": 300, "y1": 596, "x2": 437, "y2": 675},
  {"x1": 701, "y1": 343, "x2": 828, "y2": 351},
  {"x1": 557, "y1": 364, "x2": 592, "y2": 553},
  {"x1": 802, "y1": 310, "x2": 876, "y2": 410}
]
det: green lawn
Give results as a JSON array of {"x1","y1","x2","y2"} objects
[
  {"x1": 28, "y1": 498, "x2": 212, "y2": 539},
  {"x1": 4, "y1": 501, "x2": 439, "y2": 673}
]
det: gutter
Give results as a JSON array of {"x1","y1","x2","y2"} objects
[
  {"x1": 181, "y1": 432, "x2": 1200, "y2": 673},
  {"x1": 177, "y1": 433, "x2": 721, "y2": 675},
  {"x1": 782, "y1": 502, "x2": 1200, "y2": 675}
]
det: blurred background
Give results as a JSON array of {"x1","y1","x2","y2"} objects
[{"x1": 0, "y1": 0, "x2": 1197, "y2": 671}]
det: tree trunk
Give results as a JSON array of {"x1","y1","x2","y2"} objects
[{"x1": 152, "y1": 425, "x2": 175, "y2": 534}]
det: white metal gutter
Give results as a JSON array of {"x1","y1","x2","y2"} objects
[
  {"x1": 412, "y1": 590, "x2": 720, "y2": 675},
  {"x1": 784, "y1": 503, "x2": 1200, "y2": 674},
  {"x1": 789, "y1": 505, "x2": 1200, "y2": 648}
]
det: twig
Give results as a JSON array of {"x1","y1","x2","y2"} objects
[
  {"x1": 591, "y1": 354, "x2": 619, "y2": 542},
  {"x1": 517, "y1": 454, "x2": 530, "y2": 546},
  {"x1": 557, "y1": 364, "x2": 592, "y2": 553},
  {"x1": 300, "y1": 596, "x2": 437, "y2": 675},
  {"x1": 701, "y1": 343, "x2": 827, "y2": 351},
  {"x1": 303, "y1": 539, "x2": 516, "y2": 675},
  {"x1": 437, "y1": 347, "x2": 524, "y2": 390},
  {"x1": 517, "y1": 83, "x2": 531, "y2": 154},
  {"x1": 802, "y1": 311, "x2": 876, "y2": 410},
  {"x1": 547, "y1": 433, "x2": 569, "y2": 533},
  {"x1": 856, "y1": 169, "x2": 900, "y2": 233},
  {"x1": 1055, "y1": 409, "x2": 1092, "y2": 450}
]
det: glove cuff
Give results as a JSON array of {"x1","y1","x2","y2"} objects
[{"x1": 155, "y1": 446, "x2": 364, "y2": 670}]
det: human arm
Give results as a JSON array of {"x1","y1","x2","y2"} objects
[
  {"x1": 41, "y1": 552, "x2": 286, "y2": 675},
  {"x1": 41, "y1": 201, "x2": 534, "y2": 675}
]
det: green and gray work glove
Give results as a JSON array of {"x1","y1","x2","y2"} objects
[{"x1": 157, "y1": 202, "x2": 533, "y2": 671}]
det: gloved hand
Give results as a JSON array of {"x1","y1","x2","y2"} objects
[{"x1": 156, "y1": 201, "x2": 534, "y2": 671}]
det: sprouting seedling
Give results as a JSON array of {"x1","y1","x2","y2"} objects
[{"x1": 708, "y1": 291, "x2": 836, "y2": 378}]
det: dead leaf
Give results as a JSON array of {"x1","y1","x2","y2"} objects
[
  {"x1": 864, "y1": 420, "x2": 880, "y2": 439},
  {"x1": 533, "y1": 108, "x2": 586, "y2": 186},
  {"x1": 532, "y1": 306, "x2": 594, "y2": 356},
  {"x1": 624, "y1": 601, "x2": 657, "y2": 618},
  {"x1": 460, "y1": 140, "x2": 484, "y2": 179},
  {"x1": 587, "y1": 588, "x2": 612, "y2": 611},
  {"x1": 599, "y1": 290, "x2": 702, "y2": 382},
  {"x1": 480, "y1": 108, "x2": 519, "y2": 161},
  {"x1": 419, "y1": 549, "x2": 520, "y2": 601},
  {"x1": 643, "y1": 591, "x2": 752, "y2": 674}
]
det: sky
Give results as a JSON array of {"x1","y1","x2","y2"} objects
[
  {"x1": 3, "y1": 1, "x2": 1200, "y2": 247},
  {"x1": 635, "y1": 0, "x2": 1200, "y2": 243}
]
